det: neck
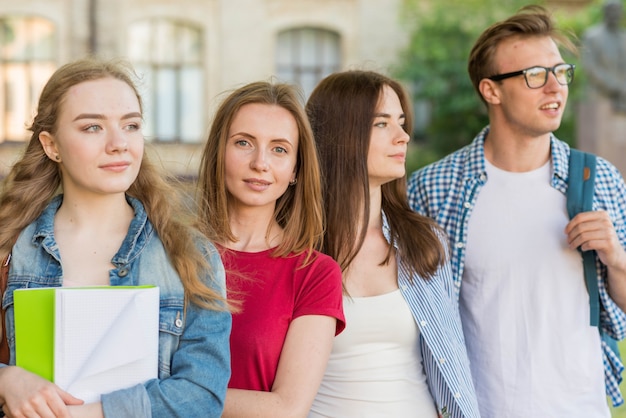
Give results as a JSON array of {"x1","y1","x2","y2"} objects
[
  {"x1": 225, "y1": 205, "x2": 282, "y2": 252},
  {"x1": 484, "y1": 126, "x2": 551, "y2": 172},
  {"x1": 55, "y1": 192, "x2": 134, "y2": 231},
  {"x1": 367, "y1": 185, "x2": 384, "y2": 230}
]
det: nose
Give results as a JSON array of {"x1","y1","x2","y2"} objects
[
  {"x1": 544, "y1": 70, "x2": 563, "y2": 91},
  {"x1": 250, "y1": 149, "x2": 269, "y2": 171},
  {"x1": 106, "y1": 128, "x2": 128, "y2": 153},
  {"x1": 395, "y1": 124, "x2": 410, "y2": 144}
]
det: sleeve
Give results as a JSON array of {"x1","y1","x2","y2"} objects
[
  {"x1": 596, "y1": 158, "x2": 626, "y2": 340},
  {"x1": 101, "y1": 243, "x2": 232, "y2": 418},
  {"x1": 292, "y1": 252, "x2": 345, "y2": 335}
]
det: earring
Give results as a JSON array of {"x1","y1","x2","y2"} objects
[
  {"x1": 289, "y1": 178, "x2": 297, "y2": 186},
  {"x1": 55, "y1": 155, "x2": 60, "y2": 161}
]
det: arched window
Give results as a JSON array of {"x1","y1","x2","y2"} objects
[
  {"x1": 128, "y1": 19, "x2": 204, "y2": 143},
  {"x1": 0, "y1": 16, "x2": 56, "y2": 142},
  {"x1": 276, "y1": 28, "x2": 340, "y2": 97}
]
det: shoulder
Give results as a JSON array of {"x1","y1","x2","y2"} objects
[
  {"x1": 410, "y1": 147, "x2": 467, "y2": 184},
  {"x1": 290, "y1": 250, "x2": 343, "y2": 290},
  {"x1": 297, "y1": 250, "x2": 342, "y2": 276},
  {"x1": 191, "y1": 230, "x2": 222, "y2": 262},
  {"x1": 409, "y1": 130, "x2": 485, "y2": 190},
  {"x1": 595, "y1": 156, "x2": 626, "y2": 196}
]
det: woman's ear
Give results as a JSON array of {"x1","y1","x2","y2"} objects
[
  {"x1": 479, "y1": 79, "x2": 502, "y2": 105},
  {"x1": 39, "y1": 131, "x2": 61, "y2": 162}
]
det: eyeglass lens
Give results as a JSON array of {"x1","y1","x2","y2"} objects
[{"x1": 525, "y1": 64, "x2": 574, "y2": 88}]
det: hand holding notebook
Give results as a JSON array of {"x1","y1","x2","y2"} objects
[{"x1": 14, "y1": 285, "x2": 159, "y2": 403}]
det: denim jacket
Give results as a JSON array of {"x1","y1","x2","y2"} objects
[{"x1": 1, "y1": 195, "x2": 231, "y2": 418}]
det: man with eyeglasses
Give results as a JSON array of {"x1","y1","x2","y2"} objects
[{"x1": 408, "y1": 5, "x2": 626, "y2": 418}]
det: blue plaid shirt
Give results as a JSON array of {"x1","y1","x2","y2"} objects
[{"x1": 407, "y1": 126, "x2": 626, "y2": 407}]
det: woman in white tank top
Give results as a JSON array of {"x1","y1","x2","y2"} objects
[{"x1": 305, "y1": 71, "x2": 480, "y2": 417}]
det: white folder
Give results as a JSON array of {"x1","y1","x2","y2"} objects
[{"x1": 15, "y1": 286, "x2": 159, "y2": 403}]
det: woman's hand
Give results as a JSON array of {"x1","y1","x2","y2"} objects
[
  {"x1": 0, "y1": 366, "x2": 83, "y2": 418},
  {"x1": 67, "y1": 403, "x2": 103, "y2": 418}
]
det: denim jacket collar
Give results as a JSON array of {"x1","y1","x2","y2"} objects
[{"x1": 31, "y1": 195, "x2": 153, "y2": 268}]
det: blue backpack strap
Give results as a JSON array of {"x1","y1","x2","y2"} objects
[
  {"x1": 567, "y1": 149, "x2": 599, "y2": 327},
  {"x1": 567, "y1": 149, "x2": 621, "y2": 361}
]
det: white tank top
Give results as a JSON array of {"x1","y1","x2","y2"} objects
[
  {"x1": 309, "y1": 289, "x2": 437, "y2": 417},
  {"x1": 461, "y1": 159, "x2": 609, "y2": 417}
]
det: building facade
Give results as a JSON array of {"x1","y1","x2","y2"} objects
[
  {"x1": 0, "y1": 0, "x2": 411, "y2": 176},
  {"x1": 0, "y1": 0, "x2": 590, "y2": 177}
]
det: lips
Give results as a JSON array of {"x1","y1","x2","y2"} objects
[
  {"x1": 100, "y1": 161, "x2": 130, "y2": 170},
  {"x1": 244, "y1": 178, "x2": 271, "y2": 186}
]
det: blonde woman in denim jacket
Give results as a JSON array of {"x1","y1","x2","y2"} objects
[{"x1": 0, "y1": 58, "x2": 231, "y2": 418}]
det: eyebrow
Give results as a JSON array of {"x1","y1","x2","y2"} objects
[
  {"x1": 72, "y1": 112, "x2": 142, "y2": 122},
  {"x1": 373, "y1": 112, "x2": 406, "y2": 119},
  {"x1": 230, "y1": 132, "x2": 294, "y2": 143}
]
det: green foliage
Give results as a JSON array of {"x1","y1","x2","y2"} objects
[
  {"x1": 395, "y1": 0, "x2": 533, "y2": 170},
  {"x1": 395, "y1": 0, "x2": 625, "y2": 173}
]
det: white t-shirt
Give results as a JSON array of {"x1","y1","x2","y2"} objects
[
  {"x1": 460, "y1": 159, "x2": 609, "y2": 417},
  {"x1": 309, "y1": 289, "x2": 437, "y2": 417}
]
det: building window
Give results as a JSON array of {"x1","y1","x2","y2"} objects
[
  {"x1": 0, "y1": 16, "x2": 56, "y2": 143},
  {"x1": 276, "y1": 28, "x2": 340, "y2": 97},
  {"x1": 128, "y1": 19, "x2": 204, "y2": 143}
]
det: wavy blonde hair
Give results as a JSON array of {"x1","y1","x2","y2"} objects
[{"x1": 0, "y1": 57, "x2": 226, "y2": 310}]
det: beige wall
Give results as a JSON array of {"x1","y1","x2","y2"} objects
[{"x1": 0, "y1": 0, "x2": 592, "y2": 177}]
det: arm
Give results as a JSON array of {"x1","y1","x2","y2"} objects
[
  {"x1": 222, "y1": 314, "x2": 336, "y2": 418},
  {"x1": 0, "y1": 366, "x2": 83, "y2": 418},
  {"x1": 566, "y1": 210, "x2": 626, "y2": 311}
]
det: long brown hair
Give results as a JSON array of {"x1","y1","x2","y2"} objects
[
  {"x1": 197, "y1": 81, "x2": 324, "y2": 260},
  {"x1": 0, "y1": 57, "x2": 226, "y2": 310},
  {"x1": 306, "y1": 70, "x2": 444, "y2": 279}
]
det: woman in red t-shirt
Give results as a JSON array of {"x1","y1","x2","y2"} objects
[{"x1": 197, "y1": 81, "x2": 345, "y2": 417}]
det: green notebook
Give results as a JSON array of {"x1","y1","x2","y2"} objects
[
  {"x1": 14, "y1": 287, "x2": 55, "y2": 380},
  {"x1": 13, "y1": 285, "x2": 159, "y2": 402}
]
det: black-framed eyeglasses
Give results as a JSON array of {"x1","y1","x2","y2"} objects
[{"x1": 488, "y1": 63, "x2": 576, "y2": 89}]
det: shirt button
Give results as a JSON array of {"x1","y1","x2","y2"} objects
[
  {"x1": 420, "y1": 320, "x2": 427, "y2": 327},
  {"x1": 479, "y1": 173, "x2": 487, "y2": 181},
  {"x1": 175, "y1": 318, "x2": 183, "y2": 328},
  {"x1": 455, "y1": 242, "x2": 465, "y2": 249},
  {"x1": 455, "y1": 392, "x2": 461, "y2": 398},
  {"x1": 118, "y1": 267, "x2": 129, "y2": 277},
  {"x1": 439, "y1": 358, "x2": 446, "y2": 364},
  {"x1": 463, "y1": 201, "x2": 472, "y2": 209}
]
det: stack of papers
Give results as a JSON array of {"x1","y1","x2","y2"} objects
[{"x1": 14, "y1": 285, "x2": 159, "y2": 403}]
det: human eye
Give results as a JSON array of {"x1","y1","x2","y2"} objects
[
  {"x1": 525, "y1": 67, "x2": 546, "y2": 85},
  {"x1": 273, "y1": 146, "x2": 288, "y2": 154},
  {"x1": 234, "y1": 138, "x2": 250, "y2": 147},
  {"x1": 125, "y1": 121, "x2": 142, "y2": 131},
  {"x1": 84, "y1": 124, "x2": 102, "y2": 133},
  {"x1": 555, "y1": 64, "x2": 573, "y2": 79},
  {"x1": 374, "y1": 121, "x2": 388, "y2": 128}
]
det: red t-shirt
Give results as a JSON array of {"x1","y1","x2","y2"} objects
[{"x1": 221, "y1": 247, "x2": 345, "y2": 391}]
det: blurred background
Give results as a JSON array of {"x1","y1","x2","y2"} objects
[
  {"x1": 0, "y1": 0, "x2": 611, "y2": 178},
  {"x1": 2, "y1": 0, "x2": 626, "y2": 413}
]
